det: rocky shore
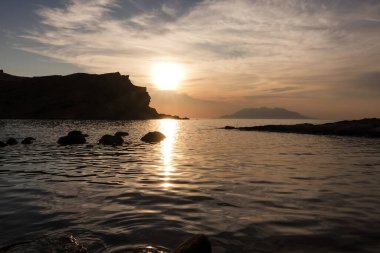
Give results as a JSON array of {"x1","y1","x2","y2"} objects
[
  {"x1": 0, "y1": 71, "x2": 187, "y2": 120},
  {"x1": 225, "y1": 118, "x2": 380, "y2": 138}
]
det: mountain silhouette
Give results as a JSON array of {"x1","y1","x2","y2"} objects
[{"x1": 220, "y1": 107, "x2": 308, "y2": 119}]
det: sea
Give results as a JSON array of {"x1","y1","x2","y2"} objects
[{"x1": 0, "y1": 119, "x2": 379, "y2": 253}]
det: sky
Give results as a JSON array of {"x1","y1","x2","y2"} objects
[{"x1": 1, "y1": 0, "x2": 380, "y2": 119}]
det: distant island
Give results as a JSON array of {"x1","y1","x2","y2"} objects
[
  {"x1": 220, "y1": 107, "x2": 309, "y2": 119},
  {"x1": 0, "y1": 70, "x2": 184, "y2": 120}
]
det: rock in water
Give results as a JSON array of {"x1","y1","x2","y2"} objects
[
  {"x1": 58, "y1": 131, "x2": 87, "y2": 145},
  {"x1": 0, "y1": 141, "x2": 6, "y2": 147},
  {"x1": 115, "y1": 131, "x2": 129, "y2": 137},
  {"x1": 141, "y1": 131, "x2": 166, "y2": 143},
  {"x1": 6, "y1": 138, "x2": 18, "y2": 145},
  {"x1": 172, "y1": 234, "x2": 212, "y2": 253},
  {"x1": 99, "y1": 134, "x2": 124, "y2": 146},
  {"x1": 21, "y1": 137, "x2": 36, "y2": 144},
  {"x1": 68, "y1": 130, "x2": 89, "y2": 137}
]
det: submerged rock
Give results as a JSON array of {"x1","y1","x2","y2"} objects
[
  {"x1": 0, "y1": 141, "x2": 6, "y2": 147},
  {"x1": 6, "y1": 138, "x2": 18, "y2": 145},
  {"x1": 141, "y1": 131, "x2": 166, "y2": 143},
  {"x1": 58, "y1": 131, "x2": 87, "y2": 145},
  {"x1": 224, "y1": 126, "x2": 235, "y2": 130},
  {"x1": 172, "y1": 234, "x2": 212, "y2": 253},
  {"x1": 21, "y1": 137, "x2": 36, "y2": 144}
]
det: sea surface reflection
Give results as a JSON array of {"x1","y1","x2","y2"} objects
[
  {"x1": 159, "y1": 119, "x2": 178, "y2": 189},
  {"x1": 0, "y1": 119, "x2": 380, "y2": 253}
]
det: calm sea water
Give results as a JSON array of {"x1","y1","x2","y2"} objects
[{"x1": 0, "y1": 119, "x2": 380, "y2": 253}]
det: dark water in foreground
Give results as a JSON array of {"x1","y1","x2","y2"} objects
[{"x1": 1, "y1": 119, "x2": 380, "y2": 253}]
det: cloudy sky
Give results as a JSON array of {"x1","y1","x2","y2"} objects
[{"x1": 1, "y1": 0, "x2": 380, "y2": 119}]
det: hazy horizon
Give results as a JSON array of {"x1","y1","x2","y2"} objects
[{"x1": 1, "y1": 0, "x2": 380, "y2": 119}]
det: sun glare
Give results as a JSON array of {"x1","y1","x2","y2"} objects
[{"x1": 153, "y1": 63, "x2": 183, "y2": 90}]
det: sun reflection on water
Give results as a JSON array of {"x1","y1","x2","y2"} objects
[{"x1": 159, "y1": 119, "x2": 178, "y2": 189}]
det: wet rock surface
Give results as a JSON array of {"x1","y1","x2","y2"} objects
[
  {"x1": 141, "y1": 131, "x2": 166, "y2": 143},
  {"x1": 172, "y1": 234, "x2": 212, "y2": 253}
]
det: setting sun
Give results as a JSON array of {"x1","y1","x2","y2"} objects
[{"x1": 152, "y1": 62, "x2": 183, "y2": 90}]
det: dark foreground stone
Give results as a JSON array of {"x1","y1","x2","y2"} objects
[
  {"x1": 6, "y1": 138, "x2": 18, "y2": 145},
  {"x1": 141, "y1": 131, "x2": 166, "y2": 143},
  {"x1": 225, "y1": 118, "x2": 380, "y2": 138},
  {"x1": 172, "y1": 234, "x2": 212, "y2": 253},
  {"x1": 58, "y1": 131, "x2": 87, "y2": 145},
  {"x1": 21, "y1": 137, "x2": 36, "y2": 144},
  {"x1": 0, "y1": 234, "x2": 87, "y2": 253}
]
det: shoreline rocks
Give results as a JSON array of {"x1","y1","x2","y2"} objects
[{"x1": 224, "y1": 118, "x2": 380, "y2": 138}]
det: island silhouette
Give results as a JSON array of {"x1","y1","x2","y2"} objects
[{"x1": 220, "y1": 107, "x2": 308, "y2": 119}]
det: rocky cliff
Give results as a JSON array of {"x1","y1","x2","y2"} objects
[{"x1": 0, "y1": 71, "x2": 164, "y2": 120}]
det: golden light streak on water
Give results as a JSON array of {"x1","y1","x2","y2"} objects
[{"x1": 159, "y1": 119, "x2": 178, "y2": 189}]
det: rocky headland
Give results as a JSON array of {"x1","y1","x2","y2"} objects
[
  {"x1": 225, "y1": 118, "x2": 380, "y2": 138},
  {"x1": 0, "y1": 70, "x2": 185, "y2": 120}
]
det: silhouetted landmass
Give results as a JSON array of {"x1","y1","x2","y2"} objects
[
  {"x1": 220, "y1": 107, "x2": 308, "y2": 119},
  {"x1": 224, "y1": 118, "x2": 380, "y2": 138},
  {"x1": 0, "y1": 70, "x2": 185, "y2": 120}
]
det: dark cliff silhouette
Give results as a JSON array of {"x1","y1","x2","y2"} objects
[
  {"x1": 220, "y1": 107, "x2": 308, "y2": 119},
  {"x1": 0, "y1": 70, "x2": 181, "y2": 120},
  {"x1": 225, "y1": 118, "x2": 380, "y2": 138}
]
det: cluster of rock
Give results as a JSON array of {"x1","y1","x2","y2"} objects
[
  {"x1": 0, "y1": 137, "x2": 36, "y2": 147},
  {"x1": 0, "y1": 130, "x2": 166, "y2": 148},
  {"x1": 56, "y1": 130, "x2": 166, "y2": 146},
  {"x1": 224, "y1": 118, "x2": 380, "y2": 138}
]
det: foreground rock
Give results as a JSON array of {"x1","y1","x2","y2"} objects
[
  {"x1": 58, "y1": 131, "x2": 87, "y2": 145},
  {"x1": 6, "y1": 138, "x2": 18, "y2": 145},
  {"x1": 141, "y1": 131, "x2": 166, "y2": 143},
  {"x1": 0, "y1": 70, "x2": 184, "y2": 120},
  {"x1": 225, "y1": 118, "x2": 380, "y2": 138},
  {"x1": 0, "y1": 234, "x2": 87, "y2": 253},
  {"x1": 99, "y1": 131, "x2": 128, "y2": 146},
  {"x1": 172, "y1": 234, "x2": 212, "y2": 253},
  {"x1": 21, "y1": 137, "x2": 36, "y2": 144}
]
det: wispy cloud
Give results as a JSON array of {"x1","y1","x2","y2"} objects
[{"x1": 14, "y1": 0, "x2": 380, "y2": 118}]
